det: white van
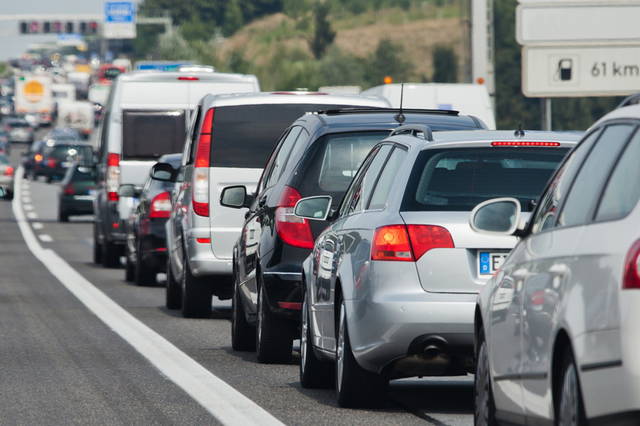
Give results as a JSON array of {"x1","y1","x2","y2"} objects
[
  {"x1": 361, "y1": 83, "x2": 496, "y2": 129},
  {"x1": 93, "y1": 70, "x2": 261, "y2": 267}
]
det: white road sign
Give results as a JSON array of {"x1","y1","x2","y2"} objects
[
  {"x1": 523, "y1": 45, "x2": 640, "y2": 97},
  {"x1": 103, "y1": 1, "x2": 136, "y2": 39},
  {"x1": 517, "y1": 2, "x2": 640, "y2": 45}
]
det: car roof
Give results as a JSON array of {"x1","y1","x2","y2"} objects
[
  {"x1": 591, "y1": 104, "x2": 640, "y2": 128},
  {"x1": 389, "y1": 129, "x2": 582, "y2": 150},
  {"x1": 200, "y1": 92, "x2": 389, "y2": 108},
  {"x1": 117, "y1": 71, "x2": 257, "y2": 83}
]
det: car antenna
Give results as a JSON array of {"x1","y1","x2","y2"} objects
[
  {"x1": 394, "y1": 83, "x2": 406, "y2": 124},
  {"x1": 514, "y1": 123, "x2": 525, "y2": 137}
]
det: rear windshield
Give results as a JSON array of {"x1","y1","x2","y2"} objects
[
  {"x1": 122, "y1": 110, "x2": 186, "y2": 160},
  {"x1": 71, "y1": 166, "x2": 96, "y2": 182},
  {"x1": 210, "y1": 104, "x2": 366, "y2": 168},
  {"x1": 47, "y1": 145, "x2": 93, "y2": 163},
  {"x1": 402, "y1": 148, "x2": 569, "y2": 212},
  {"x1": 0, "y1": 155, "x2": 8, "y2": 165},
  {"x1": 9, "y1": 121, "x2": 29, "y2": 128}
]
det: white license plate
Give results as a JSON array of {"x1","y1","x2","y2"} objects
[
  {"x1": 88, "y1": 189, "x2": 96, "y2": 196},
  {"x1": 478, "y1": 252, "x2": 508, "y2": 275},
  {"x1": 62, "y1": 161, "x2": 72, "y2": 167}
]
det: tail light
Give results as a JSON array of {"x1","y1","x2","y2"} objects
[
  {"x1": 63, "y1": 184, "x2": 74, "y2": 195},
  {"x1": 150, "y1": 191, "x2": 172, "y2": 218},
  {"x1": 275, "y1": 186, "x2": 314, "y2": 249},
  {"x1": 192, "y1": 108, "x2": 214, "y2": 216},
  {"x1": 4, "y1": 166, "x2": 14, "y2": 176},
  {"x1": 34, "y1": 154, "x2": 43, "y2": 162},
  {"x1": 623, "y1": 239, "x2": 640, "y2": 290},
  {"x1": 371, "y1": 224, "x2": 454, "y2": 261},
  {"x1": 106, "y1": 153, "x2": 120, "y2": 201},
  {"x1": 47, "y1": 158, "x2": 57, "y2": 168},
  {"x1": 178, "y1": 76, "x2": 199, "y2": 81}
]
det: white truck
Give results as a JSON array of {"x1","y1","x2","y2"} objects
[
  {"x1": 361, "y1": 83, "x2": 496, "y2": 129},
  {"x1": 57, "y1": 101, "x2": 94, "y2": 137},
  {"x1": 14, "y1": 74, "x2": 55, "y2": 126}
]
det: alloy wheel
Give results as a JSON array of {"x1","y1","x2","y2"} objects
[
  {"x1": 474, "y1": 341, "x2": 491, "y2": 425},
  {"x1": 559, "y1": 363, "x2": 579, "y2": 426}
]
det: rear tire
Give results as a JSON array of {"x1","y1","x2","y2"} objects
[
  {"x1": 474, "y1": 330, "x2": 497, "y2": 426},
  {"x1": 335, "y1": 299, "x2": 386, "y2": 408},
  {"x1": 231, "y1": 272, "x2": 256, "y2": 351},
  {"x1": 58, "y1": 207, "x2": 69, "y2": 222},
  {"x1": 256, "y1": 282, "x2": 293, "y2": 363},
  {"x1": 165, "y1": 257, "x2": 182, "y2": 309},
  {"x1": 134, "y1": 243, "x2": 156, "y2": 286},
  {"x1": 300, "y1": 288, "x2": 334, "y2": 388},
  {"x1": 101, "y1": 239, "x2": 120, "y2": 268},
  {"x1": 93, "y1": 225, "x2": 102, "y2": 264},
  {"x1": 557, "y1": 350, "x2": 587, "y2": 426},
  {"x1": 181, "y1": 256, "x2": 211, "y2": 318}
]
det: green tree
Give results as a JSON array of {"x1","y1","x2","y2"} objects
[
  {"x1": 432, "y1": 45, "x2": 458, "y2": 82},
  {"x1": 227, "y1": 49, "x2": 251, "y2": 74},
  {"x1": 365, "y1": 39, "x2": 412, "y2": 86},
  {"x1": 309, "y1": 3, "x2": 336, "y2": 59},
  {"x1": 223, "y1": 0, "x2": 245, "y2": 36}
]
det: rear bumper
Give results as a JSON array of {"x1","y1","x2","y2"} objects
[
  {"x1": 186, "y1": 228, "x2": 233, "y2": 277},
  {"x1": 261, "y1": 267, "x2": 303, "y2": 322},
  {"x1": 139, "y1": 219, "x2": 168, "y2": 271},
  {"x1": 60, "y1": 195, "x2": 94, "y2": 214},
  {"x1": 346, "y1": 291, "x2": 476, "y2": 377}
]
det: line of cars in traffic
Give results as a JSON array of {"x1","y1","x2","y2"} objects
[{"x1": 44, "y1": 65, "x2": 639, "y2": 423}]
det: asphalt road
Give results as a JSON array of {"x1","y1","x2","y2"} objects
[{"x1": 2, "y1": 141, "x2": 474, "y2": 425}]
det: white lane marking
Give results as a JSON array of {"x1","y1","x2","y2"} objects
[
  {"x1": 23, "y1": 204, "x2": 33, "y2": 211},
  {"x1": 11, "y1": 167, "x2": 283, "y2": 426},
  {"x1": 32, "y1": 222, "x2": 43, "y2": 230},
  {"x1": 38, "y1": 234, "x2": 53, "y2": 242},
  {"x1": 26, "y1": 212, "x2": 38, "y2": 219}
]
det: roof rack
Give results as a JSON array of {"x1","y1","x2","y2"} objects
[
  {"x1": 316, "y1": 107, "x2": 460, "y2": 116},
  {"x1": 389, "y1": 124, "x2": 434, "y2": 141}
]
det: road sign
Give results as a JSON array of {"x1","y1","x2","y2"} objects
[
  {"x1": 103, "y1": 1, "x2": 136, "y2": 39},
  {"x1": 523, "y1": 45, "x2": 640, "y2": 97},
  {"x1": 517, "y1": 2, "x2": 640, "y2": 45}
]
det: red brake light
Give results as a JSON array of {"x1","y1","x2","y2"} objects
[
  {"x1": 372, "y1": 224, "x2": 454, "y2": 261},
  {"x1": 178, "y1": 76, "x2": 199, "y2": 81},
  {"x1": 491, "y1": 141, "x2": 561, "y2": 147},
  {"x1": 406, "y1": 225, "x2": 455, "y2": 260},
  {"x1": 275, "y1": 186, "x2": 314, "y2": 249},
  {"x1": 372, "y1": 225, "x2": 413, "y2": 261},
  {"x1": 47, "y1": 158, "x2": 57, "y2": 168},
  {"x1": 623, "y1": 239, "x2": 640, "y2": 290},
  {"x1": 63, "y1": 184, "x2": 74, "y2": 195},
  {"x1": 4, "y1": 166, "x2": 14, "y2": 176},
  {"x1": 150, "y1": 191, "x2": 172, "y2": 218},
  {"x1": 192, "y1": 108, "x2": 214, "y2": 216},
  {"x1": 106, "y1": 153, "x2": 120, "y2": 201},
  {"x1": 196, "y1": 238, "x2": 211, "y2": 244}
]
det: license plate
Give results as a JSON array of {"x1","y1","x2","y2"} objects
[
  {"x1": 88, "y1": 189, "x2": 96, "y2": 196},
  {"x1": 479, "y1": 252, "x2": 508, "y2": 275},
  {"x1": 62, "y1": 161, "x2": 72, "y2": 167}
]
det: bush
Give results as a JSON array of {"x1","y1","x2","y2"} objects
[
  {"x1": 365, "y1": 39, "x2": 412, "y2": 86},
  {"x1": 431, "y1": 45, "x2": 458, "y2": 82}
]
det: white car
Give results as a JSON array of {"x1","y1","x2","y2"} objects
[{"x1": 472, "y1": 104, "x2": 640, "y2": 425}]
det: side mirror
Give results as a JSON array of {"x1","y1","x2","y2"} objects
[
  {"x1": 220, "y1": 185, "x2": 251, "y2": 209},
  {"x1": 150, "y1": 162, "x2": 176, "y2": 182},
  {"x1": 470, "y1": 197, "x2": 522, "y2": 235},
  {"x1": 118, "y1": 184, "x2": 141, "y2": 198},
  {"x1": 294, "y1": 196, "x2": 333, "y2": 221}
]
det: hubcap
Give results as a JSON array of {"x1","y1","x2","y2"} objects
[
  {"x1": 559, "y1": 363, "x2": 579, "y2": 426},
  {"x1": 336, "y1": 303, "x2": 345, "y2": 392},
  {"x1": 474, "y1": 342, "x2": 490, "y2": 425},
  {"x1": 301, "y1": 298, "x2": 308, "y2": 372}
]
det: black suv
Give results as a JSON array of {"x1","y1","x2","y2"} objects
[{"x1": 220, "y1": 108, "x2": 486, "y2": 363}]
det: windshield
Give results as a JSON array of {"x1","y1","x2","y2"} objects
[
  {"x1": 402, "y1": 147, "x2": 569, "y2": 212},
  {"x1": 47, "y1": 145, "x2": 93, "y2": 163}
]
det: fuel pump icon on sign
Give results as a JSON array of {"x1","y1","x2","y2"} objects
[{"x1": 557, "y1": 58, "x2": 573, "y2": 81}]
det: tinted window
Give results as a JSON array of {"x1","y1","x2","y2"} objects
[
  {"x1": 595, "y1": 128, "x2": 640, "y2": 222},
  {"x1": 531, "y1": 130, "x2": 601, "y2": 233},
  {"x1": 558, "y1": 124, "x2": 634, "y2": 228},
  {"x1": 9, "y1": 121, "x2": 29, "y2": 128},
  {"x1": 317, "y1": 132, "x2": 387, "y2": 192},
  {"x1": 70, "y1": 166, "x2": 96, "y2": 182},
  {"x1": 342, "y1": 145, "x2": 392, "y2": 215},
  {"x1": 369, "y1": 147, "x2": 408, "y2": 210},
  {"x1": 122, "y1": 110, "x2": 186, "y2": 160},
  {"x1": 402, "y1": 148, "x2": 569, "y2": 212},
  {"x1": 209, "y1": 104, "x2": 365, "y2": 168},
  {"x1": 47, "y1": 145, "x2": 93, "y2": 163},
  {"x1": 264, "y1": 127, "x2": 302, "y2": 189},
  {"x1": 0, "y1": 154, "x2": 8, "y2": 165}
]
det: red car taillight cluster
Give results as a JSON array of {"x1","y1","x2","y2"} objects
[
  {"x1": 106, "y1": 153, "x2": 120, "y2": 201},
  {"x1": 4, "y1": 166, "x2": 14, "y2": 176},
  {"x1": 275, "y1": 186, "x2": 314, "y2": 249},
  {"x1": 623, "y1": 240, "x2": 640, "y2": 290},
  {"x1": 371, "y1": 224, "x2": 454, "y2": 262},
  {"x1": 192, "y1": 108, "x2": 214, "y2": 217},
  {"x1": 150, "y1": 191, "x2": 172, "y2": 218}
]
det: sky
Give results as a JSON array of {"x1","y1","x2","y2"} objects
[{"x1": 0, "y1": 0, "x2": 142, "y2": 60}]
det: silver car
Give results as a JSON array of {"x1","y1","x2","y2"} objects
[
  {"x1": 473, "y1": 105, "x2": 640, "y2": 425},
  {"x1": 297, "y1": 128, "x2": 580, "y2": 407}
]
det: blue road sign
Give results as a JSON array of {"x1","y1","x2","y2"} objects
[{"x1": 104, "y1": 2, "x2": 136, "y2": 24}]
